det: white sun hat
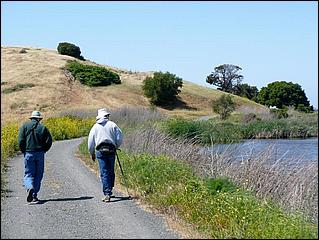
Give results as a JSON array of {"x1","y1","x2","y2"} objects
[
  {"x1": 96, "y1": 108, "x2": 110, "y2": 120},
  {"x1": 29, "y1": 110, "x2": 43, "y2": 119}
]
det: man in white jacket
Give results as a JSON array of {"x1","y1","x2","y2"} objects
[{"x1": 88, "y1": 108, "x2": 123, "y2": 202}]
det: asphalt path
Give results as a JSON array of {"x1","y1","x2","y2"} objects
[{"x1": 1, "y1": 138, "x2": 180, "y2": 239}]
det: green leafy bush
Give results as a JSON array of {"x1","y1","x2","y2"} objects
[
  {"x1": 270, "y1": 108, "x2": 288, "y2": 119},
  {"x1": 205, "y1": 177, "x2": 237, "y2": 195},
  {"x1": 65, "y1": 60, "x2": 120, "y2": 87},
  {"x1": 212, "y1": 94, "x2": 235, "y2": 120},
  {"x1": 142, "y1": 71, "x2": 183, "y2": 105},
  {"x1": 296, "y1": 104, "x2": 313, "y2": 113},
  {"x1": 57, "y1": 42, "x2": 85, "y2": 60}
]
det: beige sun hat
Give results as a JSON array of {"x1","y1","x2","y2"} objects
[
  {"x1": 29, "y1": 110, "x2": 43, "y2": 119},
  {"x1": 96, "y1": 108, "x2": 110, "y2": 120}
]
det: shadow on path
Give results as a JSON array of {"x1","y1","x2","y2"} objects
[
  {"x1": 36, "y1": 196, "x2": 94, "y2": 204},
  {"x1": 109, "y1": 195, "x2": 134, "y2": 203},
  {"x1": 33, "y1": 195, "x2": 135, "y2": 204}
]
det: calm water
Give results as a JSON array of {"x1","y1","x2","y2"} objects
[{"x1": 203, "y1": 138, "x2": 318, "y2": 168}]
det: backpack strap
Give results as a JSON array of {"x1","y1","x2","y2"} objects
[{"x1": 26, "y1": 121, "x2": 39, "y2": 137}]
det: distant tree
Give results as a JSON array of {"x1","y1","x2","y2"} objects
[
  {"x1": 257, "y1": 81, "x2": 312, "y2": 112},
  {"x1": 206, "y1": 64, "x2": 243, "y2": 93},
  {"x1": 233, "y1": 83, "x2": 259, "y2": 101},
  {"x1": 57, "y1": 42, "x2": 85, "y2": 60},
  {"x1": 142, "y1": 71, "x2": 183, "y2": 106},
  {"x1": 212, "y1": 94, "x2": 235, "y2": 120}
]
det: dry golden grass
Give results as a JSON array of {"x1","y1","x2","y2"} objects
[{"x1": 1, "y1": 45, "x2": 267, "y2": 124}]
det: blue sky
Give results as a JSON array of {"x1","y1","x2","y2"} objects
[{"x1": 2, "y1": 1, "x2": 318, "y2": 108}]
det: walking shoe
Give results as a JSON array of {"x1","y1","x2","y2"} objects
[
  {"x1": 102, "y1": 195, "x2": 111, "y2": 202},
  {"x1": 30, "y1": 197, "x2": 39, "y2": 204},
  {"x1": 27, "y1": 189, "x2": 34, "y2": 203}
]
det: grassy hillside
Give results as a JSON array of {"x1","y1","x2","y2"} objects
[{"x1": 1, "y1": 46, "x2": 268, "y2": 124}]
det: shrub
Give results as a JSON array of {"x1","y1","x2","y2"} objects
[
  {"x1": 142, "y1": 71, "x2": 183, "y2": 105},
  {"x1": 296, "y1": 104, "x2": 313, "y2": 113},
  {"x1": 243, "y1": 113, "x2": 257, "y2": 123},
  {"x1": 65, "y1": 60, "x2": 120, "y2": 87},
  {"x1": 212, "y1": 94, "x2": 235, "y2": 120},
  {"x1": 205, "y1": 177, "x2": 237, "y2": 195},
  {"x1": 270, "y1": 108, "x2": 288, "y2": 119},
  {"x1": 57, "y1": 42, "x2": 85, "y2": 60}
]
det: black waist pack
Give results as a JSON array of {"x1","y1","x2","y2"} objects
[{"x1": 96, "y1": 142, "x2": 116, "y2": 155}]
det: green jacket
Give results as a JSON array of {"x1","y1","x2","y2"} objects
[{"x1": 18, "y1": 119, "x2": 53, "y2": 153}]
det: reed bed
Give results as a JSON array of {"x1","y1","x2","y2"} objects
[
  {"x1": 163, "y1": 116, "x2": 318, "y2": 144},
  {"x1": 123, "y1": 125, "x2": 318, "y2": 223}
]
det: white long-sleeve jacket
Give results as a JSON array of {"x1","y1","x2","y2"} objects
[{"x1": 87, "y1": 117, "x2": 123, "y2": 155}]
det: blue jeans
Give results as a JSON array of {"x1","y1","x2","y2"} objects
[
  {"x1": 96, "y1": 151, "x2": 116, "y2": 196},
  {"x1": 23, "y1": 151, "x2": 45, "y2": 198}
]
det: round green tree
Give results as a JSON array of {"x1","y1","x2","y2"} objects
[
  {"x1": 142, "y1": 71, "x2": 183, "y2": 105},
  {"x1": 258, "y1": 81, "x2": 311, "y2": 111},
  {"x1": 57, "y1": 42, "x2": 85, "y2": 60}
]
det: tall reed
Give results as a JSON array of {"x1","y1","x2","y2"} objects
[
  {"x1": 123, "y1": 124, "x2": 318, "y2": 223},
  {"x1": 163, "y1": 116, "x2": 318, "y2": 144}
]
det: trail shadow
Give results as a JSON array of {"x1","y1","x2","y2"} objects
[
  {"x1": 30, "y1": 195, "x2": 135, "y2": 204},
  {"x1": 36, "y1": 196, "x2": 93, "y2": 204},
  {"x1": 109, "y1": 195, "x2": 135, "y2": 203}
]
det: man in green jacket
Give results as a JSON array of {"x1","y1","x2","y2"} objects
[{"x1": 18, "y1": 111, "x2": 52, "y2": 203}]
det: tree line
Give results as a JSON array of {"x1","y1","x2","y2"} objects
[
  {"x1": 205, "y1": 64, "x2": 313, "y2": 113},
  {"x1": 57, "y1": 42, "x2": 314, "y2": 116}
]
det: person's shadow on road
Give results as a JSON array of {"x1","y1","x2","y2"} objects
[
  {"x1": 109, "y1": 195, "x2": 133, "y2": 203},
  {"x1": 35, "y1": 196, "x2": 94, "y2": 204},
  {"x1": 34, "y1": 195, "x2": 134, "y2": 204}
]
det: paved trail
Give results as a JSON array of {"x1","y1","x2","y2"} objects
[{"x1": 1, "y1": 138, "x2": 180, "y2": 239}]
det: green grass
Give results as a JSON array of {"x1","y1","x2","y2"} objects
[
  {"x1": 76, "y1": 139, "x2": 318, "y2": 238},
  {"x1": 89, "y1": 150, "x2": 317, "y2": 239}
]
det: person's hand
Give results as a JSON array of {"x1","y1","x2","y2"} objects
[{"x1": 91, "y1": 153, "x2": 96, "y2": 161}]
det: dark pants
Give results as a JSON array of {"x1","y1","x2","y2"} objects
[
  {"x1": 96, "y1": 151, "x2": 116, "y2": 196},
  {"x1": 23, "y1": 151, "x2": 45, "y2": 197}
]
